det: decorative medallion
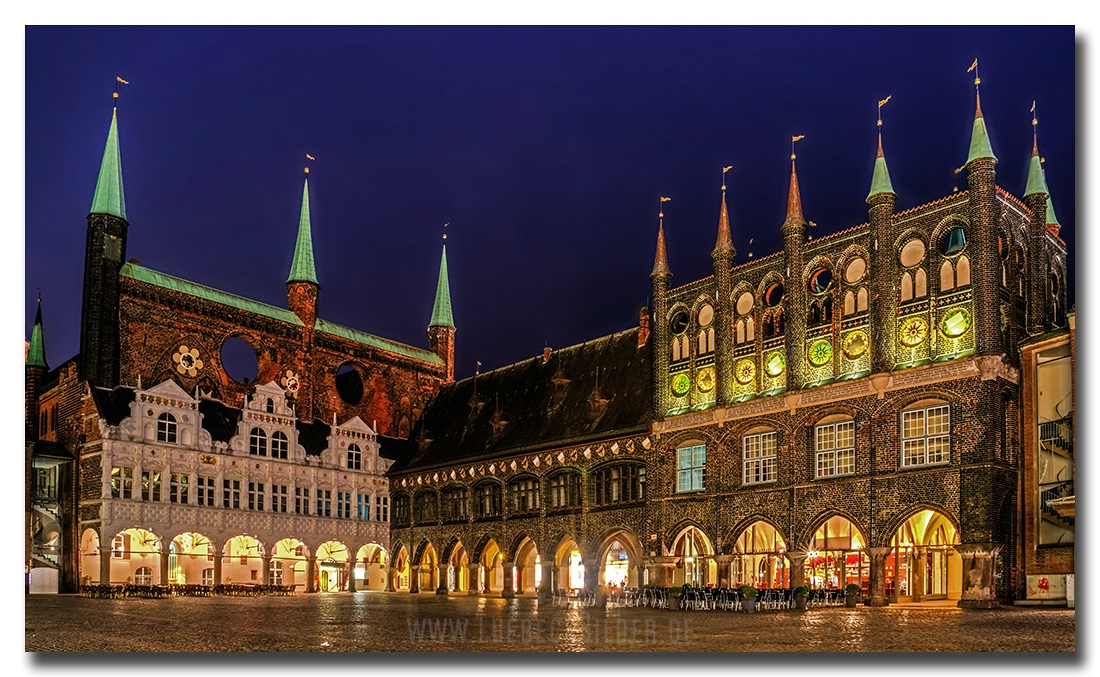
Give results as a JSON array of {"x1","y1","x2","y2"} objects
[
  {"x1": 510, "y1": 460, "x2": 517, "y2": 471},
  {"x1": 489, "y1": 463, "x2": 496, "y2": 474},
  {"x1": 899, "y1": 317, "x2": 929, "y2": 347},
  {"x1": 173, "y1": 345, "x2": 204, "y2": 377},
  {"x1": 940, "y1": 308, "x2": 972, "y2": 338},
  {"x1": 450, "y1": 470, "x2": 456, "y2": 479},
  {"x1": 432, "y1": 473, "x2": 439, "y2": 482},
  {"x1": 281, "y1": 369, "x2": 301, "y2": 395},
  {"x1": 642, "y1": 437, "x2": 651, "y2": 449},
  {"x1": 765, "y1": 351, "x2": 786, "y2": 378},
  {"x1": 671, "y1": 372, "x2": 691, "y2": 398},
  {"x1": 697, "y1": 304, "x2": 714, "y2": 327},
  {"x1": 625, "y1": 440, "x2": 634, "y2": 452},
  {"x1": 533, "y1": 457, "x2": 540, "y2": 467},
  {"x1": 843, "y1": 331, "x2": 869, "y2": 360},
  {"x1": 611, "y1": 442, "x2": 619, "y2": 454},
  {"x1": 583, "y1": 447, "x2": 592, "y2": 459},
  {"x1": 735, "y1": 359, "x2": 756, "y2": 385},
  {"x1": 808, "y1": 340, "x2": 833, "y2": 367},
  {"x1": 696, "y1": 367, "x2": 716, "y2": 393},
  {"x1": 557, "y1": 452, "x2": 565, "y2": 463}
]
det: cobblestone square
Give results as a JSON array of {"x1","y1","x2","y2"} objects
[{"x1": 25, "y1": 593, "x2": 1075, "y2": 652}]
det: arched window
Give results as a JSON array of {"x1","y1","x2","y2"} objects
[
  {"x1": 265, "y1": 398, "x2": 274, "y2": 413},
  {"x1": 347, "y1": 443, "x2": 362, "y2": 470},
  {"x1": 475, "y1": 483, "x2": 502, "y2": 518},
  {"x1": 856, "y1": 288, "x2": 868, "y2": 312},
  {"x1": 157, "y1": 413, "x2": 178, "y2": 444},
  {"x1": 548, "y1": 470, "x2": 582, "y2": 508},
  {"x1": 736, "y1": 320, "x2": 745, "y2": 344},
  {"x1": 270, "y1": 431, "x2": 288, "y2": 459},
  {"x1": 940, "y1": 260, "x2": 955, "y2": 291},
  {"x1": 746, "y1": 316, "x2": 755, "y2": 341},
  {"x1": 249, "y1": 428, "x2": 267, "y2": 456},
  {"x1": 900, "y1": 272, "x2": 914, "y2": 302},
  {"x1": 914, "y1": 269, "x2": 927, "y2": 298},
  {"x1": 134, "y1": 566, "x2": 153, "y2": 586},
  {"x1": 594, "y1": 464, "x2": 646, "y2": 505},
  {"x1": 413, "y1": 491, "x2": 438, "y2": 524},
  {"x1": 843, "y1": 291, "x2": 855, "y2": 316},
  {"x1": 956, "y1": 256, "x2": 971, "y2": 287},
  {"x1": 901, "y1": 402, "x2": 950, "y2": 468},
  {"x1": 509, "y1": 477, "x2": 540, "y2": 514},
  {"x1": 442, "y1": 487, "x2": 469, "y2": 522}
]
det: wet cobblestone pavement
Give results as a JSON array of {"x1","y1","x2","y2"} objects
[{"x1": 26, "y1": 593, "x2": 1074, "y2": 652}]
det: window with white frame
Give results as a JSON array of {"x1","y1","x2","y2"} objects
[
  {"x1": 134, "y1": 566, "x2": 153, "y2": 586},
  {"x1": 272, "y1": 484, "x2": 288, "y2": 512},
  {"x1": 196, "y1": 476, "x2": 215, "y2": 507},
  {"x1": 271, "y1": 431, "x2": 289, "y2": 459},
  {"x1": 111, "y1": 466, "x2": 134, "y2": 499},
  {"x1": 316, "y1": 489, "x2": 332, "y2": 517},
  {"x1": 157, "y1": 413, "x2": 178, "y2": 443},
  {"x1": 248, "y1": 481, "x2": 266, "y2": 510},
  {"x1": 269, "y1": 560, "x2": 283, "y2": 585},
  {"x1": 111, "y1": 534, "x2": 127, "y2": 559},
  {"x1": 295, "y1": 487, "x2": 310, "y2": 515},
  {"x1": 357, "y1": 493, "x2": 371, "y2": 520},
  {"x1": 676, "y1": 444, "x2": 706, "y2": 492},
  {"x1": 815, "y1": 419, "x2": 856, "y2": 478},
  {"x1": 347, "y1": 443, "x2": 362, "y2": 470},
  {"x1": 141, "y1": 470, "x2": 162, "y2": 501},
  {"x1": 337, "y1": 491, "x2": 352, "y2": 518},
  {"x1": 223, "y1": 479, "x2": 241, "y2": 509},
  {"x1": 170, "y1": 473, "x2": 189, "y2": 504},
  {"x1": 249, "y1": 428, "x2": 268, "y2": 456},
  {"x1": 901, "y1": 404, "x2": 950, "y2": 468},
  {"x1": 743, "y1": 431, "x2": 778, "y2": 485},
  {"x1": 201, "y1": 568, "x2": 214, "y2": 586},
  {"x1": 374, "y1": 495, "x2": 388, "y2": 522}
]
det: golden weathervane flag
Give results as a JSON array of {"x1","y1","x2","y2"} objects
[
  {"x1": 660, "y1": 196, "x2": 671, "y2": 202},
  {"x1": 722, "y1": 165, "x2": 732, "y2": 173},
  {"x1": 878, "y1": 95, "x2": 891, "y2": 108},
  {"x1": 792, "y1": 135, "x2": 805, "y2": 143},
  {"x1": 967, "y1": 58, "x2": 978, "y2": 73},
  {"x1": 116, "y1": 76, "x2": 129, "y2": 85},
  {"x1": 306, "y1": 154, "x2": 315, "y2": 160}
]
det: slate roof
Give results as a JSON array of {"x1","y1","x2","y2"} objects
[
  {"x1": 89, "y1": 387, "x2": 136, "y2": 427},
  {"x1": 390, "y1": 326, "x2": 652, "y2": 474}
]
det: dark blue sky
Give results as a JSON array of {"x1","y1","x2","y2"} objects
[{"x1": 24, "y1": 26, "x2": 1076, "y2": 379}]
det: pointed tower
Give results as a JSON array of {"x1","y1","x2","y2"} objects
[
  {"x1": 963, "y1": 77, "x2": 1003, "y2": 356},
  {"x1": 781, "y1": 150, "x2": 808, "y2": 390},
  {"x1": 80, "y1": 101, "x2": 129, "y2": 389},
  {"x1": 26, "y1": 296, "x2": 48, "y2": 440},
  {"x1": 712, "y1": 175, "x2": 736, "y2": 405},
  {"x1": 287, "y1": 172, "x2": 320, "y2": 327},
  {"x1": 868, "y1": 118, "x2": 898, "y2": 374},
  {"x1": 650, "y1": 203, "x2": 673, "y2": 418},
  {"x1": 1023, "y1": 114, "x2": 1050, "y2": 335},
  {"x1": 428, "y1": 243, "x2": 456, "y2": 382}
]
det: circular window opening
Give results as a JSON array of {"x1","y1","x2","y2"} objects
[
  {"x1": 765, "y1": 283, "x2": 785, "y2": 307},
  {"x1": 809, "y1": 268, "x2": 833, "y2": 294},
  {"x1": 697, "y1": 304, "x2": 714, "y2": 327},
  {"x1": 670, "y1": 309, "x2": 690, "y2": 335},
  {"x1": 844, "y1": 257, "x2": 867, "y2": 284},
  {"x1": 941, "y1": 227, "x2": 967, "y2": 256},
  {"x1": 900, "y1": 238, "x2": 926, "y2": 267},
  {"x1": 735, "y1": 291, "x2": 754, "y2": 316},
  {"x1": 220, "y1": 336, "x2": 259, "y2": 384},
  {"x1": 336, "y1": 363, "x2": 364, "y2": 405}
]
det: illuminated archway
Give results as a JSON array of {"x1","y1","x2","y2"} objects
[
  {"x1": 513, "y1": 537, "x2": 539, "y2": 594},
  {"x1": 597, "y1": 529, "x2": 643, "y2": 589},
  {"x1": 107, "y1": 528, "x2": 163, "y2": 585},
  {"x1": 444, "y1": 542, "x2": 468, "y2": 592},
  {"x1": 732, "y1": 521, "x2": 789, "y2": 589},
  {"x1": 79, "y1": 529, "x2": 101, "y2": 584},
  {"x1": 479, "y1": 540, "x2": 503, "y2": 593},
  {"x1": 804, "y1": 516, "x2": 867, "y2": 591},
  {"x1": 392, "y1": 546, "x2": 410, "y2": 591},
  {"x1": 354, "y1": 543, "x2": 388, "y2": 591},
  {"x1": 169, "y1": 532, "x2": 214, "y2": 585},
  {"x1": 316, "y1": 540, "x2": 350, "y2": 592},
  {"x1": 553, "y1": 536, "x2": 584, "y2": 591},
  {"x1": 417, "y1": 542, "x2": 439, "y2": 592},
  {"x1": 221, "y1": 535, "x2": 265, "y2": 585},
  {"x1": 888, "y1": 509, "x2": 961, "y2": 601},
  {"x1": 670, "y1": 526, "x2": 714, "y2": 587},
  {"x1": 272, "y1": 538, "x2": 309, "y2": 590}
]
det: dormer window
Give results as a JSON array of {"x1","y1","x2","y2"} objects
[
  {"x1": 265, "y1": 398, "x2": 275, "y2": 413},
  {"x1": 347, "y1": 443, "x2": 362, "y2": 470},
  {"x1": 249, "y1": 428, "x2": 268, "y2": 457},
  {"x1": 157, "y1": 413, "x2": 178, "y2": 444}
]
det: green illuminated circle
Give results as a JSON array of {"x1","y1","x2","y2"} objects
[
  {"x1": 808, "y1": 340, "x2": 833, "y2": 367},
  {"x1": 671, "y1": 373, "x2": 691, "y2": 398},
  {"x1": 843, "y1": 331, "x2": 868, "y2": 359},
  {"x1": 696, "y1": 367, "x2": 715, "y2": 392},
  {"x1": 735, "y1": 359, "x2": 756, "y2": 385},
  {"x1": 765, "y1": 352, "x2": 786, "y2": 377},
  {"x1": 900, "y1": 317, "x2": 928, "y2": 348},
  {"x1": 940, "y1": 308, "x2": 972, "y2": 338}
]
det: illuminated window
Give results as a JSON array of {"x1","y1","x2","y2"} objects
[
  {"x1": 475, "y1": 483, "x2": 503, "y2": 518},
  {"x1": 134, "y1": 567, "x2": 153, "y2": 586},
  {"x1": 201, "y1": 568, "x2": 214, "y2": 586},
  {"x1": 743, "y1": 431, "x2": 778, "y2": 485},
  {"x1": 156, "y1": 413, "x2": 178, "y2": 443},
  {"x1": 901, "y1": 404, "x2": 950, "y2": 468},
  {"x1": 269, "y1": 560, "x2": 283, "y2": 586},
  {"x1": 676, "y1": 444, "x2": 706, "y2": 492},
  {"x1": 549, "y1": 471, "x2": 582, "y2": 508},
  {"x1": 510, "y1": 477, "x2": 540, "y2": 513},
  {"x1": 111, "y1": 466, "x2": 134, "y2": 499},
  {"x1": 815, "y1": 420, "x2": 855, "y2": 478},
  {"x1": 170, "y1": 473, "x2": 189, "y2": 504},
  {"x1": 141, "y1": 470, "x2": 162, "y2": 501},
  {"x1": 357, "y1": 493, "x2": 372, "y2": 520},
  {"x1": 111, "y1": 534, "x2": 127, "y2": 559}
]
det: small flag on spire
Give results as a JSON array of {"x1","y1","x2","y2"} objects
[
  {"x1": 792, "y1": 135, "x2": 805, "y2": 143},
  {"x1": 967, "y1": 58, "x2": 978, "y2": 73},
  {"x1": 722, "y1": 166, "x2": 732, "y2": 173},
  {"x1": 443, "y1": 222, "x2": 449, "y2": 240},
  {"x1": 660, "y1": 196, "x2": 671, "y2": 202},
  {"x1": 878, "y1": 96, "x2": 891, "y2": 108},
  {"x1": 1030, "y1": 101, "x2": 1036, "y2": 113},
  {"x1": 306, "y1": 154, "x2": 315, "y2": 160},
  {"x1": 116, "y1": 76, "x2": 129, "y2": 85}
]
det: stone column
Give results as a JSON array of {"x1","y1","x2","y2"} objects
[
  {"x1": 348, "y1": 558, "x2": 357, "y2": 592},
  {"x1": 409, "y1": 564, "x2": 420, "y2": 593},
  {"x1": 437, "y1": 564, "x2": 452, "y2": 594},
  {"x1": 515, "y1": 565, "x2": 525, "y2": 594},
  {"x1": 957, "y1": 543, "x2": 1002, "y2": 609},
  {"x1": 263, "y1": 555, "x2": 272, "y2": 586},
  {"x1": 714, "y1": 555, "x2": 734, "y2": 588},
  {"x1": 646, "y1": 556, "x2": 678, "y2": 588},
  {"x1": 468, "y1": 564, "x2": 481, "y2": 596},
  {"x1": 911, "y1": 547, "x2": 925, "y2": 602},
  {"x1": 384, "y1": 566, "x2": 395, "y2": 592},
  {"x1": 305, "y1": 557, "x2": 316, "y2": 593},
  {"x1": 160, "y1": 550, "x2": 170, "y2": 585},
  {"x1": 501, "y1": 561, "x2": 516, "y2": 598},
  {"x1": 99, "y1": 546, "x2": 111, "y2": 584},
  {"x1": 789, "y1": 554, "x2": 807, "y2": 590},
  {"x1": 540, "y1": 560, "x2": 555, "y2": 599},
  {"x1": 583, "y1": 558, "x2": 599, "y2": 593},
  {"x1": 867, "y1": 547, "x2": 890, "y2": 607}
]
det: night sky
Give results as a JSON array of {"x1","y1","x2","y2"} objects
[{"x1": 24, "y1": 26, "x2": 1076, "y2": 381}]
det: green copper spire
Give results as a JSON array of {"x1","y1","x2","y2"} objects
[
  {"x1": 430, "y1": 244, "x2": 455, "y2": 328},
  {"x1": 27, "y1": 297, "x2": 47, "y2": 369},
  {"x1": 966, "y1": 94, "x2": 997, "y2": 164},
  {"x1": 286, "y1": 177, "x2": 319, "y2": 285},
  {"x1": 867, "y1": 133, "x2": 895, "y2": 199},
  {"x1": 89, "y1": 108, "x2": 127, "y2": 220},
  {"x1": 1046, "y1": 194, "x2": 1061, "y2": 230},
  {"x1": 1024, "y1": 127, "x2": 1049, "y2": 198}
]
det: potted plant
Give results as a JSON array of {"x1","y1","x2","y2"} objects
[
  {"x1": 536, "y1": 584, "x2": 551, "y2": 603},
  {"x1": 740, "y1": 584, "x2": 758, "y2": 612},
  {"x1": 668, "y1": 586, "x2": 681, "y2": 610},
  {"x1": 593, "y1": 584, "x2": 608, "y2": 608},
  {"x1": 844, "y1": 583, "x2": 862, "y2": 607},
  {"x1": 793, "y1": 585, "x2": 810, "y2": 610}
]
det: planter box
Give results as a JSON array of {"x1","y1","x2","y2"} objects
[
  {"x1": 744, "y1": 598, "x2": 757, "y2": 612},
  {"x1": 845, "y1": 595, "x2": 859, "y2": 607}
]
